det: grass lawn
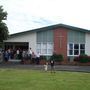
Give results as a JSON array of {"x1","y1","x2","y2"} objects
[{"x1": 0, "y1": 69, "x2": 90, "y2": 90}]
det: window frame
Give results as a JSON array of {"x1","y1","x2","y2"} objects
[
  {"x1": 67, "y1": 43, "x2": 85, "y2": 56},
  {"x1": 37, "y1": 42, "x2": 53, "y2": 55}
]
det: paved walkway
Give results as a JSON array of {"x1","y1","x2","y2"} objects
[{"x1": 0, "y1": 61, "x2": 90, "y2": 73}]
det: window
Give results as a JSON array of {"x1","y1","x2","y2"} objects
[
  {"x1": 37, "y1": 42, "x2": 53, "y2": 55},
  {"x1": 69, "y1": 44, "x2": 73, "y2": 55},
  {"x1": 74, "y1": 44, "x2": 79, "y2": 55},
  {"x1": 47, "y1": 42, "x2": 53, "y2": 54},
  {"x1": 68, "y1": 43, "x2": 85, "y2": 56},
  {"x1": 37, "y1": 43, "x2": 41, "y2": 53},
  {"x1": 41, "y1": 43, "x2": 47, "y2": 54},
  {"x1": 80, "y1": 44, "x2": 85, "y2": 54}
]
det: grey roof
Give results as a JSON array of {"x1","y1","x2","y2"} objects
[{"x1": 10, "y1": 23, "x2": 90, "y2": 37}]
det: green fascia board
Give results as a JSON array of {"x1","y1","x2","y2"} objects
[{"x1": 9, "y1": 23, "x2": 90, "y2": 38}]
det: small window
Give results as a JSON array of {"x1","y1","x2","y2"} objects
[
  {"x1": 74, "y1": 44, "x2": 79, "y2": 49},
  {"x1": 74, "y1": 50, "x2": 79, "y2": 55},
  {"x1": 80, "y1": 44, "x2": 85, "y2": 49},
  {"x1": 69, "y1": 44, "x2": 73, "y2": 49},
  {"x1": 69, "y1": 50, "x2": 73, "y2": 55}
]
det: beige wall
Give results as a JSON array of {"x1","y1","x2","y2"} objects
[
  {"x1": 85, "y1": 33, "x2": 90, "y2": 55},
  {"x1": 4, "y1": 32, "x2": 37, "y2": 53}
]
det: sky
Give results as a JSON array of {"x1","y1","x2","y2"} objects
[{"x1": 0, "y1": 0, "x2": 90, "y2": 34}]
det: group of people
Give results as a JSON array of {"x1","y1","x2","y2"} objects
[
  {"x1": 0, "y1": 47, "x2": 40, "y2": 64},
  {"x1": 0, "y1": 47, "x2": 55, "y2": 72},
  {"x1": 22, "y1": 48, "x2": 40, "y2": 64},
  {"x1": 0, "y1": 49, "x2": 12, "y2": 62},
  {"x1": 0, "y1": 48, "x2": 23, "y2": 62}
]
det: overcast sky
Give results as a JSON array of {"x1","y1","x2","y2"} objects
[{"x1": 1, "y1": 0, "x2": 90, "y2": 34}]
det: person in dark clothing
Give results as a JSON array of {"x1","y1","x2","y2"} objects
[
  {"x1": 4, "y1": 50, "x2": 9, "y2": 62},
  {"x1": 50, "y1": 60, "x2": 55, "y2": 73}
]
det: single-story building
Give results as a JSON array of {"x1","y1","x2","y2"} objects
[{"x1": 4, "y1": 24, "x2": 90, "y2": 63}]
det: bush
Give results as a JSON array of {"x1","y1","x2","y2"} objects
[
  {"x1": 74, "y1": 54, "x2": 90, "y2": 63},
  {"x1": 40, "y1": 55, "x2": 47, "y2": 60},
  {"x1": 50, "y1": 53, "x2": 63, "y2": 62}
]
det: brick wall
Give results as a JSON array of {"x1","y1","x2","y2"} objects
[{"x1": 53, "y1": 28, "x2": 68, "y2": 64}]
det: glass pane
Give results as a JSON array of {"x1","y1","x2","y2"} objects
[
  {"x1": 37, "y1": 43, "x2": 41, "y2": 49},
  {"x1": 80, "y1": 44, "x2": 85, "y2": 49},
  {"x1": 80, "y1": 50, "x2": 85, "y2": 55},
  {"x1": 43, "y1": 31, "x2": 47, "y2": 42},
  {"x1": 47, "y1": 49, "x2": 53, "y2": 54},
  {"x1": 69, "y1": 50, "x2": 73, "y2": 55},
  {"x1": 74, "y1": 50, "x2": 79, "y2": 55},
  {"x1": 37, "y1": 49, "x2": 41, "y2": 54},
  {"x1": 68, "y1": 30, "x2": 85, "y2": 43},
  {"x1": 37, "y1": 32, "x2": 43, "y2": 42},
  {"x1": 74, "y1": 44, "x2": 79, "y2": 49},
  {"x1": 41, "y1": 49, "x2": 47, "y2": 54},
  {"x1": 69, "y1": 44, "x2": 73, "y2": 49},
  {"x1": 47, "y1": 30, "x2": 53, "y2": 42},
  {"x1": 47, "y1": 43, "x2": 53, "y2": 49},
  {"x1": 42, "y1": 43, "x2": 47, "y2": 49}
]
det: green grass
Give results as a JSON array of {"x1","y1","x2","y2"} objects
[{"x1": 0, "y1": 69, "x2": 90, "y2": 90}]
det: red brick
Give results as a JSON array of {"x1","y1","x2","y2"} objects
[{"x1": 53, "y1": 28, "x2": 68, "y2": 63}]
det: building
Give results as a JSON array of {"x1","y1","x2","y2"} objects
[{"x1": 4, "y1": 24, "x2": 90, "y2": 63}]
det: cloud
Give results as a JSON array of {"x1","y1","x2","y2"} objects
[
  {"x1": 1, "y1": 0, "x2": 90, "y2": 34},
  {"x1": 32, "y1": 17, "x2": 53, "y2": 25}
]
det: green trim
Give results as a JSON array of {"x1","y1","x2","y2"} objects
[{"x1": 9, "y1": 23, "x2": 90, "y2": 38}]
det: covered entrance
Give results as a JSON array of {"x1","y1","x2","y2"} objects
[
  {"x1": 3, "y1": 42, "x2": 29, "y2": 62},
  {"x1": 4, "y1": 42, "x2": 29, "y2": 50}
]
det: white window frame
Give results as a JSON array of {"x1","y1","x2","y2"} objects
[
  {"x1": 37, "y1": 42, "x2": 53, "y2": 55},
  {"x1": 67, "y1": 43, "x2": 85, "y2": 56}
]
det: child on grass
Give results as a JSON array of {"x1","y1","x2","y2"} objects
[{"x1": 44, "y1": 62, "x2": 48, "y2": 71}]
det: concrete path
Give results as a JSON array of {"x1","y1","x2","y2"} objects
[{"x1": 0, "y1": 61, "x2": 90, "y2": 73}]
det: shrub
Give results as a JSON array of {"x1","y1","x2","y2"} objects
[
  {"x1": 40, "y1": 55, "x2": 47, "y2": 60},
  {"x1": 50, "y1": 53, "x2": 63, "y2": 62},
  {"x1": 74, "y1": 54, "x2": 90, "y2": 63},
  {"x1": 74, "y1": 56, "x2": 79, "y2": 62},
  {"x1": 88, "y1": 56, "x2": 90, "y2": 62}
]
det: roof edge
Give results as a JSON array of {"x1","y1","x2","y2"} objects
[{"x1": 10, "y1": 23, "x2": 90, "y2": 37}]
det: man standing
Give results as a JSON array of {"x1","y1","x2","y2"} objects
[
  {"x1": 28, "y1": 48, "x2": 32, "y2": 60},
  {"x1": 36, "y1": 52, "x2": 40, "y2": 64},
  {"x1": 50, "y1": 60, "x2": 55, "y2": 73},
  {"x1": 0, "y1": 51, "x2": 2, "y2": 62}
]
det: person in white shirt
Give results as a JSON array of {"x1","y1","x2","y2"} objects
[
  {"x1": 16, "y1": 49, "x2": 20, "y2": 59},
  {"x1": 28, "y1": 48, "x2": 32, "y2": 60},
  {"x1": 36, "y1": 52, "x2": 40, "y2": 64}
]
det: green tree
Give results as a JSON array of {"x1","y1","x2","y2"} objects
[{"x1": 0, "y1": 5, "x2": 9, "y2": 42}]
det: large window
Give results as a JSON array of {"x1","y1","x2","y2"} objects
[
  {"x1": 37, "y1": 30, "x2": 53, "y2": 55},
  {"x1": 68, "y1": 43, "x2": 85, "y2": 56},
  {"x1": 37, "y1": 42, "x2": 53, "y2": 55}
]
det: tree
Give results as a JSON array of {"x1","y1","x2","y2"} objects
[{"x1": 0, "y1": 5, "x2": 9, "y2": 42}]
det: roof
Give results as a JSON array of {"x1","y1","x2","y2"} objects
[{"x1": 10, "y1": 23, "x2": 90, "y2": 37}]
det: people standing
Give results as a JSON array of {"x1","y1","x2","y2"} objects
[
  {"x1": 36, "y1": 52, "x2": 40, "y2": 64},
  {"x1": 50, "y1": 60, "x2": 55, "y2": 73},
  {"x1": 16, "y1": 49, "x2": 20, "y2": 59},
  {"x1": 31, "y1": 52, "x2": 36, "y2": 64},
  {"x1": 0, "y1": 51, "x2": 2, "y2": 62},
  {"x1": 8, "y1": 48, "x2": 11, "y2": 60},
  {"x1": 4, "y1": 50, "x2": 9, "y2": 62},
  {"x1": 28, "y1": 48, "x2": 33, "y2": 64}
]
